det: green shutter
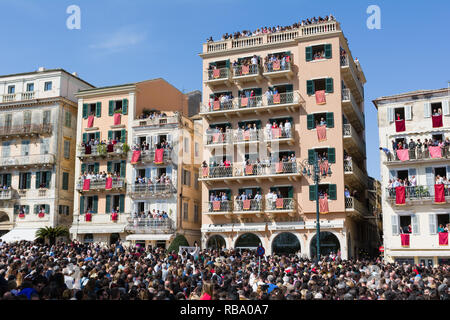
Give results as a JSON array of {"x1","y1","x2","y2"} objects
[
  {"x1": 325, "y1": 78, "x2": 334, "y2": 93},
  {"x1": 307, "y1": 114, "x2": 314, "y2": 130},
  {"x1": 6, "y1": 174, "x2": 11, "y2": 187},
  {"x1": 326, "y1": 112, "x2": 334, "y2": 128},
  {"x1": 308, "y1": 149, "x2": 315, "y2": 164},
  {"x1": 45, "y1": 205, "x2": 50, "y2": 214},
  {"x1": 62, "y1": 172, "x2": 69, "y2": 190},
  {"x1": 34, "y1": 205, "x2": 39, "y2": 215},
  {"x1": 122, "y1": 99, "x2": 128, "y2": 115},
  {"x1": 82, "y1": 104, "x2": 88, "y2": 119},
  {"x1": 285, "y1": 84, "x2": 293, "y2": 93},
  {"x1": 309, "y1": 185, "x2": 317, "y2": 201},
  {"x1": 305, "y1": 46, "x2": 313, "y2": 62},
  {"x1": 26, "y1": 173, "x2": 31, "y2": 189},
  {"x1": 329, "y1": 184, "x2": 337, "y2": 200},
  {"x1": 120, "y1": 160, "x2": 126, "y2": 177},
  {"x1": 95, "y1": 131, "x2": 100, "y2": 141},
  {"x1": 93, "y1": 195, "x2": 98, "y2": 214},
  {"x1": 107, "y1": 161, "x2": 112, "y2": 173},
  {"x1": 46, "y1": 171, "x2": 51, "y2": 188},
  {"x1": 307, "y1": 80, "x2": 314, "y2": 95},
  {"x1": 35, "y1": 172, "x2": 41, "y2": 188},
  {"x1": 226, "y1": 59, "x2": 230, "y2": 68},
  {"x1": 80, "y1": 196, "x2": 85, "y2": 214},
  {"x1": 105, "y1": 195, "x2": 111, "y2": 213},
  {"x1": 324, "y1": 44, "x2": 332, "y2": 59},
  {"x1": 14, "y1": 205, "x2": 19, "y2": 214},
  {"x1": 96, "y1": 102, "x2": 101, "y2": 117},
  {"x1": 94, "y1": 162, "x2": 99, "y2": 174},
  {"x1": 108, "y1": 131, "x2": 113, "y2": 141},
  {"x1": 109, "y1": 100, "x2": 114, "y2": 116},
  {"x1": 83, "y1": 133, "x2": 87, "y2": 143},
  {"x1": 24, "y1": 205, "x2": 29, "y2": 214},
  {"x1": 81, "y1": 163, "x2": 86, "y2": 173},
  {"x1": 288, "y1": 187, "x2": 294, "y2": 199},
  {"x1": 119, "y1": 194, "x2": 125, "y2": 213},
  {"x1": 328, "y1": 148, "x2": 336, "y2": 163},
  {"x1": 120, "y1": 129, "x2": 126, "y2": 143}
]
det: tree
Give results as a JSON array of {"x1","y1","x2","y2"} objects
[
  {"x1": 167, "y1": 234, "x2": 189, "y2": 252},
  {"x1": 35, "y1": 226, "x2": 69, "y2": 245}
]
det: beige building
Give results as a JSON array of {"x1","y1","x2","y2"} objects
[
  {"x1": 199, "y1": 20, "x2": 377, "y2": 258},
  {"x1": 0, "y1": 68, "x2": 94, "y2": 241}
]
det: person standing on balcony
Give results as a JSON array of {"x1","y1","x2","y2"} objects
[
  {"x1": 284, "y1": 120, "x2": 291, "y2": 138},
  {"x1": 379, "y1": 147, "x2": 392, "y2": 161},
  {"x1": 408, "y1": 139, "x2": 416, "y2": 159},
  {"x1": 344, "y1": 187, "x2": 351, "y2": 198}
]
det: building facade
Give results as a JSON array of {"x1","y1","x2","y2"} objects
[
  {"x1": 0, "y1": 68, "x2": 94, "y2": 241},
  {"x1": 199, "y1": 20, "x2": 377, "y2": 258},
  {"x1": 374, "y1": 88, "x2": 450, "y2": 266}
]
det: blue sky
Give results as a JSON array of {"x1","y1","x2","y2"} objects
[{"x1": 0, "y1": 0, "x2": 449, "y2": 179}]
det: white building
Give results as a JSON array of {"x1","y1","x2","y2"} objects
[{"x1": 374, "y1": 88, "x2": 450, "y2": 266}]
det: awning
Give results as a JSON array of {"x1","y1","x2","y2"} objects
[
  {"x1": 126, "y1": 234, "x2": 173, "y2": 241},
  {"x1": 69, "y1": 225, "x2": 125, "y2": 234},
  {"x1": 1, "y1": 228, "x2": 39, "y2": 243}
]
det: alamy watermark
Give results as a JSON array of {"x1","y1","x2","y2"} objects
[
  {"x1": 66, "y1": 5, "x2": 81, "y2": 30},
  {"x1": 366, "y1": 5, "x2": 381, "y2": 30}
]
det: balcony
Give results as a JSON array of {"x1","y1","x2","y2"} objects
[
  {"x1": 125, "y1": 218, "x2": 174, "y2": 234},
  {"x1": 341, "y1": 89, "x2": 364, "y2": 132},
  {"x1": 0, "y1": 153, "x2": 55, "y2": 169},
  {"x1": 264, "y1": 128, "x2": 295, "y2": 146},
  {"x1": 128, "y1": 183, "x2": 176, "y2": 199},
  {"x1": 265, "y1": 198, "x2": 296, "y2": 217},
  {"x1": 0, "y1": 124, "x2": 52, "y2": 140},
  {"x1": 386, "y1": 185, "x2": 450, "y2": 205},
  {"x1": 233, "y1": 199, "x2": 264, "y2": 217},
  {"x1": 345, "y1": 197, "x2": 369, "y2": 217},
  {"x1": 343, "y1": 123, "x2": 366, "y2": 161},
  {"x1": 205, "y1": 131, "x2": 233, "y2": 147},
  {"x1": 199, "y1": 161, "x2": 301, "y2": 184},
  {"x1": 200, "y1": 91, "x2": 303, "y2": 118},
  {"x1": 0, "y1": 189, "x2": 14, "y2": 200},
  {"x1": 232, "y1": 64, "x2": 263, "y2": 83},
  {"x1": 132, "y1": 114, "x2": 181, "y2": 128},
  {"x1": 383, "y1": 147, "x2": 448, "y2": 165},
  {"x1": 1, "y1": 91, "x2": 38, "y2": 103},
  {"x1": 233, "y1": 129, "x2": 263, "y2": 145},
  {"x1": 77, "y1": 143, "x2": 127, "y2": 160},
  {"x1": 76, "y1": 178, "x2": 125, "y2": 192},
  {"x1": 205, "y1": 67, "x2": 232, "y2": 87},
  {"x1": 263, "y1": 62, "x2": 294, "y2": 80},
  {"x1": 340, "y1": 55, "x2": 364, "y2": 102},
  {"x1": 130, "y1": 148, "x2": 172, "y2": 165},
  {"x1": 204, "y1": 201, "x2": 233, "y2": 217},
  {"x1": 343, "y1": 160, "x2": 367, "y2": 189}
]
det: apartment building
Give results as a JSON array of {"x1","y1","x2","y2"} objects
[
  {"x1": 70, "y1": 78, "x2": 201, "y2": 247},
  {"x1": 0, "y1": 68, "x2": 94, "y2": 241},
  {"x1": 374, "y1": 88, "x2": 450, "y2": 266},
  {"x1": 198, "y1": 20, "x2": 377, "y2": 258}
]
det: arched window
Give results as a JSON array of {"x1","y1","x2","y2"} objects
[
  {"x1": 272, "y1": 232, "x2": 300, "y2": 255},
  {"x1": 310, "y1": 231, "x2": 340, "y2": 259},
  {"x1": 235, "y1": 233, "x2": 260, "y2": 248},
  {"x1": 207, "y1": 235, "x2": 226, "y2": 249}
]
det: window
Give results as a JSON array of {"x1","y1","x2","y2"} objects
[
  {"x1": 0, "y1": 174, "x2": 11, "y2": 187},
  {"x1": 59, "y1": 205, "x2": 70, "y2": 215},
  {"x1": 309, "y1": 184, "x2": 337, "y2": 200},
  {"x1": 2, "y1": 142, "x2": 10, "y2": 158},
  {"x1": 184, "y1": 137, "x2": 189, "y2": 153},
  {"x1": 62, "y1": 172, "x2": 69, "y2": 190},
  {"x1": 36, "y1": 171, "x2": 52, "y2": 189},
  {"x1": 82, "y1": 102, "x2": 102, "y2": 118},
  {"x1": 195, "y1": 142, "x2": 199, "y2": 157},
  {"x1": 4, "y1": 114, "x2": 12, "y2": 128},
  {"x1": 107, "y1": 130, "x2": 126, "y2": 143},
  {"x1": 183, "y1": 202, "x2": 188, "y2": 221},
  {"x1": 105, "y1": 194, "x2": 125, "y2": 213},
  {"x1": 80, "y1": 195, "x2": 98, "y2": 214},
  {"x1": 194, "y1": 204, "x2": 199, "y2": 223},
  {"x1": 64, "y1": 140, "x2": 70, "y2": 159},
  {"x1": 194, "y1": 174, "x2": 199, "y2": 190},
  {"x1": 307, "y1": 112, "x2": 334, "y2": 129},
  {"x1": 306, "y1": 78, "x2": 334, "y2": 95},
  {"x1": 23, "y1": 111, "x2": 31, "y2": 126},
  {"x1": 22, "y1": 140, "x2": 30, "y2": 156},
  {"x1": 19, "y1": 172, "x2": 31, "y2": 189},
  {"x1": 308, "y1": 148, "x2": 336, "y2": 164},
  {"x1": 43, "y1": 110, "x2": 51, "y2": 125},
  {"x1": 41, "y1": 138, "x2": 50, "y2": 155},
  {"x1": 44, "y1": 81, "x2": 52, "y2": 91},
  {"x1": 65, "y1": 111, "x2": 71, "y2": 128},
  {"x1": 108, "y1": 99, "x2": 128, "y2": 115},
  {"x1": 26, "y1": 83, "x2": 34, "y2": 92},
  {"x1": 182, "y1": 170, "x2": 191, "y2": 186},
  {"x1": 305, "y1": 44, "x2": 332, "y2": 61},
  {"x1": 7, "y1": 85, "x2": 15, "y2": 94}
]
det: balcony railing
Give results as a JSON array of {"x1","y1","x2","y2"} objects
[
  {"x1": 263, "y1": 62, "x2": 292, "y2": 74},
  {"x1": 384, "y1": 147, "x2": 448, "y2": 163},
  {"x1": 206, "y1": 67, "x2": 230, "y2": 81},
  {"x1": 0, "y1": 153, "x2": 55, "y2": 168},
  {"x1": 344, "y1": 160, "x2": 366, "y2": 187},
  {"x1": 205, "y1": 131, "x2": 233, "y2": 146},
  {"x1": 386, "y1": 185, "x2": 450, "y2": 201},
  {"x1": 341, "y1": 88, "x2": 364, "y2": 129},
  {"x1": 2, "y1": 94, "x2": 16, "y2": 103},
  {"x1": 76, "y1": 178, "x2": 125, "y2": 191},
  {"x1": 265, "y1": 198, "x2": 295, "y2": 211},
  {"x1": 345, "y1": 196, "x2": 368, "y2": 215},
  {"x1": 343, "y1": 123, "x2": 365, "y2": 156},
  {"x1": 0, "y1": 189, "x2": 13, "y2": 200},
  {"x1": 77, "y1": 143, "x2": 126, "y2": 158},
  {"x1": 125, "y1": 218, "x2": 174, "y2": 233},
  {"x1": 22, "y1": 92, "x2": 35, "y2": 100},
  {"x1": 232, "y1": 64, "x2": 261, "y2": 78},
  {"x1": 128, "y1": 183, "x2": 175, "y2": 198},
  {"x1": 233, "y1": 129, "x2": 263, "y2": 143},
  {"x1": 234, "y1": 199, "x2": 263, "y2": 212},
  {"x1": 205, "y1": 201, "x2": 233, "y2": 213},
  {"x1": 340, "y1": 55, "x2": 364, "y2": 99},
  {"x1": 133, "y1": 114, "x2": 181, "y2": 127},
  {"x1": 132, "y1": 148, "x2": 172, "y2": 164},
  {"x1": 0, "y1": 124, "x2": 52, "y2": 138}
]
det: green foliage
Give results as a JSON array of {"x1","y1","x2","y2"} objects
[
  {"x1": 97, "y1": 144, "x2": 107, "y2": 156},
  {"x1": 35, "y1": 226, "x2": 70, "y2": 245},
  {"x1": 167, "y1": 234, "x2": 189, "y2": 252},
  {"x1": 114, "y1": 109, "x2": 122, "y2": 114},
  {"x1": 122, "y1": 143, "x2": 130, "y2": 154}
]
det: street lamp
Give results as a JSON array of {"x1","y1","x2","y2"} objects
[{"x1": 301, "y1": 152, "x2": 332, "y2": 262}]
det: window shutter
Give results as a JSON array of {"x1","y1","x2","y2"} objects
[
  {"x1": 105, "y1": 195, "x2": 111, "y2": 213},
  {"x1": 121, "y1": 129, "x2": 126, "y2": 143},
  {"x1": 308, "y1": 149, "x2": 315, "y2": 164},
  {"x1": 45, "y1": 205, "x2": 50, "y2": 214},
  {"x1": 94, "y1": 162, "x2": 99, "y2": 174},
  {"x1": 46, "y1": 171, "x2": 51, "y2": 188},
  {"x1": 93, "y1": 195, "x2": 98, "y2": 213},
  {"x1": 122, "y1": 99, "x2": 128, "y2": 115},
  {"x1": 14, "y1": 205, "x2": 19, "y2": 215},
  {"x1": 389, "y1": 170, "x2": 396, "y2": 180},
  {"x1": 429, "y1": 214, "x2": 437, "y2": 234},
  {"x1": 26, "y1": 173, "x2": 31, "y2": 189},
  {"x1": 81, "y1": 163, "x2": 86, "y2": 173},
  {"x1": 446, "y1": 166, "x2": 450, "y2": 180},
  {"x1": 120, "y1": 160, "x2": 126, "y2": 177},
  {"x1": 285, "y1": 84, "x2": 293, "y2": 93},
  {"x1": 425, "y1": 167, "x2": 434, "y2": 195},
  {"x1": 288, "y1": 187, "x2": 294, "y2": 199},
  {"x1": 423, "y1": 102, "x2": 431, "y2": 118},
  {"x1": 108, "y1": 130, "x2": 113, "y2": 141},
  {"x1": 387, "y1": 107, "x2": 394, "y2": 123},
  {"x1": 82, "y1": 104, "x2": 88, "y2": 119},
  {"x1": 305, "y1": 46, "x2": 313, "y2": 62},
  {"x1": 119, "y1": 194, "x2": 125, "y2": 213},
  {"x1": 166, "y1": 166, "x2": 172, "y2": 178},
  {"x1": 307, "y1": 114, "x2": 314, "y2": 130},
  {"x1": 62, "y1": 172, "x2": 69, "y2": 190},
  {"x1": 306, "y1": 80, "x2": 314, "y2": 95},
  {"x1": 83, "y1": 133, "x2": 87, "y2": 143},
  {"x1": 35, "y1": 172, "x2": 41, "y2": 188},
  {"x1": 107, "y1": 161, "x2": 112, "y2": 173},
  {"x1": 80, "y1": 196, "x2": 85, "y2": 214},
  {"x1": 34, "y1": 205, "x2": 39, "y2": 215},
  {"x1": 324, "y1": 44, "x2": 332, "y2": 59},
  {"x1": 329, "y1": 184, "x2": 337, "y2": 200},
  {"x1": 325, "y1": 78, "x2": 334, "y2": 93},
  {"x1": 326, "y1": 112, "x2": 334, "y2": 128},
  {"x1": 96, "y1": 102, "x2": 101, "y2": 117},
  {"x1": 412, "y1": 215, "x2": 420, "y2": 235},
  {"x1": 391, "y1": 215, "x2": 399, "y2": 235},
  {"x1": 309, "y1": 185, "x2": 317, "y2": 201},
  {"x1": 405, "y1": 105, "x2": 412, "y2": 120},
  {"x1": 328, "y1": 148, "x2": 336, "y2": 163},
  {"x1": 6, "y1": 174, "x2": 11, "y2": 187},
  {"x1": 95, "y1": 132, "x2": 100, "y2": 141},
  {"x1": 443, "y1": 100, "x2": 450, "y2": 116},
  {"x1": 24, "y1": 205, "x2": 29, "y2": 214},
  {"x1": 109, "y1": 101, "x2": 114, "y2": 116},
  {"x1": 226, "y1": 59, "x2": 230, "y2": 68}
]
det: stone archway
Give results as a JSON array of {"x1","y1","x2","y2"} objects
[
  {"x1": 234, "y1": 233, "x2": 261, "y2": 248},
  {"x1": 271, "y1": 232, "x2": 301, "y2": 255},
  {"x1": 207, "y1": 234, "x2": 226, "y2": 250},
  {"x1": 310, "y1": 231, "x2": 341, "y2": 259},
  {"x1": 0, "y1": 212, "x2": 10, "y2": 223}
]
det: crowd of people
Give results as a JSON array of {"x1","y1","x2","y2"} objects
[
  {"x1": 132, "y1": 139, "x2": 172, "y2": 153},
  {"x1": 380, "y1": 136, "x2": 450, "y2": 161},
  {"x1": 131, "y1": 210, "x2": 169, "y2": 220},
  {"x1": 263, "y1": 53, "x2": 291, "y2": 72},
  {"x1": 134, "y1": 174, "x2": 171, "y2": 187},
  {"x1": 206, "y1": 15, "x2": 336, "y2": 42},
  {"x1": 137, "y1": 111, "x2": 171, "y2": 120},
  {"x1": 78, "y1": 171, "x2": 121, "y2": 184},
  {"x1": 80, "y1": 138, "x2": 123, "y2": 155},
  {"x1": 1, "y1": 240, "x2": 448, "y2": 300}
]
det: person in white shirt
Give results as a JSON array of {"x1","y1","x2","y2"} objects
[
  {"x1": 393, "y1": 179, "x2": 401, "y2": 188},
  {"x1": 410, "y1": 175, "x2": 417, "y2": 186},
  {"x1": 251, "y1": 55, "x2": 258, "y2": 65},
  {"x1": 284, "y1": 120, "x2": 291, "y2": 138}
]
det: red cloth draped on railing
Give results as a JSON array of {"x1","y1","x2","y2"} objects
[
  {"x1": 38, "y1": 211, "x2": 45, "y2": 218},
  {"x1": 243, "y1": 200, "x2": 251, "y2": 210},
  {"x1": 213, "y1": 101, "x2": 220, "y2": 111},
  {"x1": 276, "y1": 198, "x2": 284, "y2": 209},
  {"x1": 245, "y1": 165, "x2": 254, "y2": 175},
  {"x1": 213, "y1": 201, "x2": 221, "y2": 211},
  {"x1": 131, "y1": 150, "x2": 141, "y2": 164},
  {"x1": 19, "y1": 213, "x2": 25, "y2": 218},
  {"x1": 286, "y1": 55, "x2": 290, "y2": 63},
  {"x1": 272, "y1": 60, "x2": 280, "y2": 71},
  {"x1": 319, "y1": 160, "x2": 329, "y2": 175},
  {"x1": 85, "y1": 212, "x2": 92, "y2": 222},
  {"x1": 395, "y1": 186, "x2": 406, "y2": 205},
  {"x1": 202, "y1": 167, "x2": 209, "y2": 178},
  {"x1": 315, "y1": 90, "x2": 326, "y2": 105},
  {"x1": 319, "y1": 196, "x2": 329, "y2": 214},
  {"x1": 154, "y1": 148, "x2": 164, "y2": 164},
  {"x1": 212, "y1": 133, "x2": 221, "y2": 143},
  {"x1": 87, "y1": 115, "x2": 94, "y2": 128},
  {"x1": 432, "y1": 115, "x2": 443, "y2": 128},
  {"x1": 316, "y1": 125, "x2": 327, "y2": 142},
  {"x1": 111, "y1": 212, "x2": 118, "y2": 222},
  {"x1": 434, "y1": 184, "x2": 446, "y2": 203},
  {"x1": 401, "y1": 234, "x2": 410, "y2": 247},
  {"x1": 83, "y1": 179, "x2": 91, "y2": 191},
  {"x1": 243, "y1": 130, "x2": 250, "y2": 141},
  {"x1": 276, "y1": 162, "x2": 284, "y2": 173},
  {"x1": 107, "y1": 144, "x2": 114, "y2": 152},
  {"x1": 272, "y1": 128, "x2": 282, "y2": 139},
  {"x1": 396, "y1": 149, "x2": 410, "y2": 161},
  {"x1": 114, "y1": 113, "x2": 121, "y2": 125},
  {"x1": 439, "y1": 232, "x2": 449, "y2": 245},
  {"x1": 241, "y1": 97, "x2": 248, "y2": 107},
  {"x1": 213, "y1": 69, "x2": 220, "y2": 79},
  {"x1": 105, "y1": 177, "x2": 113, "y2": 190},
  {"x1": 395, "y1": 119, "x2": 405, "y2": 132},
  {"x1": 273, "y1": 93, "x2": 281, "y2": 104},
  {"x1": 85, "y1": 145, "x2": 91, "y2": 154},
  {"x1": 429, "y1": 146, "x2": 442, "y2": 158},
  {"x1": 241, "y1": 65, "x2": 250, "y2": 75}
]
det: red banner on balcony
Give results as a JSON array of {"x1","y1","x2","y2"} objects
[
  {"x1": 395, "y1": 186, "x2": 406, "y2": 205},
  {"x1": 83, "y1": 179, "x2": 91, "y2": 191},
  {"x1": 212, "y1": 133, "x2": 221, "y2": 143},
  {"x1": 202, "y1": 167, "x2": 209, "y2": 178},
  {"x1": 87, "y1": 115, "x2": 94, "y2": 128},
  {"x1": 213, "y1": 100, "x2": 220, "y2": 111},
  {"x1": 241, "y1": 65, "x2": 250, "y2": 75},
  {"x1": 85, "y1": 212, "x2": 92, "y2": 222},
  {"x1": 213, "y1": 201, "x2": 221, "y2": 211},
  {"x1": 396, "y1": 149, "x2": 410, "y2": 161},
  {"x1": 273, "y1": 93, "x2": 281, "y2": 104},
  {"x1": 272, "y1": 60, "x2": 280, "y2": 71},
  {"x1": 107, "y1": 144, "x2": 114, "y2": 152},
  {"x1": 38, "y1": 211, "x2": 45, "y2": 218},
  {"x1": 434, "y1": 184, "x2": 446, "y2": 203},
  {"x1": 85, "y1": 145, "x2": 91, "y2": 155},
  {"x1": 241, "y1": 97, "x2": 248, "y2": 107},
  {"x1": 276, "y1": 198, "x2": 284, "y2": 209},
  {"x1": 432, "y1": 115, "x2": 443, "y2": 128},
  {"x1": 131, "y1": 150, "x2": 141, "y2": 164},
  {"x1": 213, "y1": 69, "x2": 220, "y2": 79},
  {"x1": 111, "y1": 212, "x2": 118, "y2": 222},
  {"x1": 18, "y1": 213, "x2": 25, "y2": 218},
  {"x1": 243, "y1": 130, "x2": 250, "y2": 141},
  {"x1": 316, "y1": 125, "x2": 327, "y2": 142},
  {"x1": 243, "y1": 200, "x2": 251, "y2": 210},
  {"x1": 319, "y1": 160, "x2": 329, "y2": 176},
  {"x1": 114, "y1": 113, "x2": 121, "y2": 125},
  {"x1": 245, "y1": 165, "x2": 254, "y2": 175},
  {"x1": 401, "y1": 234, "x2": 410, "y2": 247},
  {"x1": 439, "y1": 232, "x2": 449, "y2": 245},
  {"x1": 319, "y1": 196, "x2": 329, "y2": 214},
  {"x1": 429, "y1": 146, "x2": 442, "y2": 158},
  {"x1": 272, "y1": 128, "x2": 282, "y2": 139},
  {"x1": 105, "y1": 177, "x2": 113, "y2": 190},
  {"x1": 154, "y1": 148, "x2": 164, "y2": 164},
  {"x1": 395, "y1": 119, "x2": 405, "y2": 132},
  {"x1": 315, "y1": 90, "x2": 326, "y2": 105},
  {"x1": 276, "y1": 162, "x2": 284, "y2": 173}
]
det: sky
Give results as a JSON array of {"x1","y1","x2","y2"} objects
[{"x1": 0, "y1": 0, "x2": 449, "y2": 179}]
